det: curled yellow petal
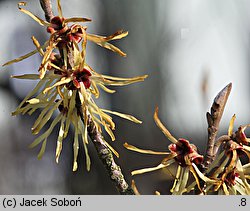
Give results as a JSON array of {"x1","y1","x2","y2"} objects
[
  {"x1": 64, "y1": 17, "x2": 91, "y2": 23},
  {"x1": 18, "y1": 2, "x2": 49, "y2": 26},
  {"x1": 154, "y1": 107, "x2": 178, "y2": 144},
  {"x1": 87, "y1": 30, "x2": 128, "y2": 43},
  {"x1": 106, "y1": 30, "x2": 128, "y2": 41},
  {"x1": 28, "y1": 104, "x2": 46, "y2": 116},
  {"x1": 13, "y1": 78, "x2": 48, "y2": 114},
  {"x1": 56, "y1": 0, "x2": 63, "y2": 18},
  {"x1": 172, "y1": 167, "x2": 189, "y2": 195},
  {"x1": 72, "y1": 121, "x2": 79, "y2": 172},
  {"x1": 192, "y1": 163, "x2": 218, "y2": 184},
  {"x1": 83, "y1": 108, "x2": 89, "y2": 144},
  {"x1": 206, "y1": 152, "x2": 224, "y2": 174},
  {"x1": 234, "y1": 180, "x2": 249, "y2": 195},
  {"x1": 43, "y1": 77, "x2": 72, "y2": 94},
  {"x1": 32, "y1": 99, "x2": 62, "y2": 135},
  {"x1": 64, "y1": 90, "x2": 77, "y2": 138},
  {"x1": 37, "y1": 139, "x2": 47, "y2": 160},
  {"x1": 212, "y1": 155, "x2": 230, "y2": 178},
  {"x1": 90, "y1": 81, "x2": 100, "y2": 98},
  {"x1": 124, "y1": 142, "x2": 169, "y2": 155},
  {"x1": 228, "y1": 114, "x2": 236, "y2": 136},
  {"x1": 3, "y1": 48, "x2": 40, "y2": 67},
  {"x1": 39, "y1": 45, "x2": 54, "y2": 79},
  {"x1": 99, "y1": 74, "x2": 148, "y2": 82},
  {"x1": 102, "y1": 109, "x2": 142, "y2": 124},
  {"x1": 32, "y1": 36, "x2": 44, "y2": 56},
  {"x1": 29, "y1": 114, "x2": 62, "y2": 149},
  {"x1": 32, "y1": 95, "x2": 56, "y2": 130},
  {"x1": 87, "y1": 31, "x2": 128, "y2": 56},
  {"x1": 90, "y1": 105, "x2": 115, "y2": 130},
  {"x1": 101, "y1": 42, "x2": 126, "y2": 56},
  {"x1": 104, "y1": 124, "x2": 115, "y2": 141},
  {"x1": 189, "y1": 165, "x2": 203, "y2": 193},
  {"x1": 171, "y1": 165, "x2": 181, "y2": 193},
  {"x1": 82, "y1": 137, "x2": 91, "y2": 171},
  {"x1": 131, "y1": 180, "x2": 140, "y2": 195},
  {"x1": 55, "y1": 116, "x2": 66, "y2": 163},
  {"x1": 236, "y1": 160, "x2": 250, "y2": 194},
  {"x1": 80, "y1": 30, "x2": 87, "y2": 69},
  {"x1": 131, "y1": 159, "x2": 175, "y2": 176},
  {"x1": 86, "y1": 34, "x2": 127, "y2": 57},
  {"x1": 11, "y1": 74, "x2": 40, "y2": 80},
  {"x1": 96, "y1": 83, "x2": 116, "y2": 94},
  {"x1": 105, "y1": 140, "x2": 119, "y2": 158},
  {"x1": 222, "y1": 183, "x2": 230, "y2": 195}
]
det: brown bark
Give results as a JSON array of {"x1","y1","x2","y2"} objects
[
  {"x1": 39, "y1": 0, "x2": 54, "y2": 22},
  {"x1": 202, "y1": 83, "x2": 232, "y2": 171}
]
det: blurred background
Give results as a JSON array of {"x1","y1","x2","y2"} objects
[{"x1": 0, "y1": 0, "x2": 249, "y2": 194}]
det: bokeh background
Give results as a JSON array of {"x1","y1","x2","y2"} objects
[{"x1": 0, "y1": 0, "x2": 249, "y2": 194}]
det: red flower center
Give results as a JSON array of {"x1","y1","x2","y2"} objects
[
  {"x1": 47, "y1": 16, "x2": 66, "y2": 34},
  {"x1": 67, "y1": 24, "x2": 84, "y2": 43},
  {"x1": 169, "y1": 138, "x2": 203, "y2": 167},
  {"x1": 71, "y1": 68, "x2": 92, "y2": 89}
]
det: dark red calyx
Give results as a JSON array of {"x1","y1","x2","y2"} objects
[
  {"x1": 223, "y1": 140, "x2": 244, "y2": 156},
  {"x1": 47, "y1": 16, "x2": 66, "y2": 34},
  {"x1": 235, "y1": 126, "x2": 249, "y2": 145},
  {"x1": 66, "y1": 68, "x2": 92, "y2": 90},
  {"x1": 67, "y1": 24, "x2": 84, "y2": 43},
  {"x1": 169, "y1": 138, "x2": 203, "y2": 166}
]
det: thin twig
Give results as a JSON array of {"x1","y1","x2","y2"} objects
[
  {"x1": 39, "y1": 0, "x2": 134, "y2": 195},
  {"x1": 202, "y1": 83, "x2": 232, "y2": 171},
  {"x1": 39, "y1": 0, "x2": 54, "y2": 22}
]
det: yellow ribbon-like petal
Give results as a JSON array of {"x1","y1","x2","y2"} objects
[
  {"x1": 18, "y1": 2, "x2": 49, "y2": 26},
  {"x1": 124, "y1": 142, "x2": 169, "y2": 155},
  {"x1": 154, "y1": 107, "x2": 178, "y2": 144},
  {"x1": 37, "y1": 139, "x2": 47, "y2": 160},
  {"x1": 228, "y1": 114, "x2": 236, "y2": 136},
  {"x1": 131, "y1": 159, "x2": 175, "y2": 176},
  {"x1": 102, "y1": 109, "x2": 142, "y2": 124},
  {"x1": 64, "y1": 17, "x2": 91, "y2": 23}
]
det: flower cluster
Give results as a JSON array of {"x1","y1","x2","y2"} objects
[
  {"x1": 125, "y1": 108, "x2": 250, "y2": 195},
  {"x1": 3, "y1": 1, "x2": 147, "y2": 171},
  {"x1": 202, "y1": 115, "x2": 250, "y2": 195},
  {"x1": 124, "y1": 107, "x2": 207, "y2": 195}
]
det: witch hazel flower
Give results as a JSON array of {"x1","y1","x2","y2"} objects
[
  {"x1": 124, "y1": 107, "x2": 211, "y2": 195},
  {"x1": 203, "y1": 115, "x2": 250, "y2": 195},
  {"x1": 2, "y1": 0, "x2": 147, "y2": 172}
]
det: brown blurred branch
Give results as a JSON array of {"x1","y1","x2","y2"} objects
[
  {"x1": 202, "y1": 83, "x2": 232, "y2": 171},
  {"x1": 40, "y1": 0, "x2": 54, "y2": 22}
]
